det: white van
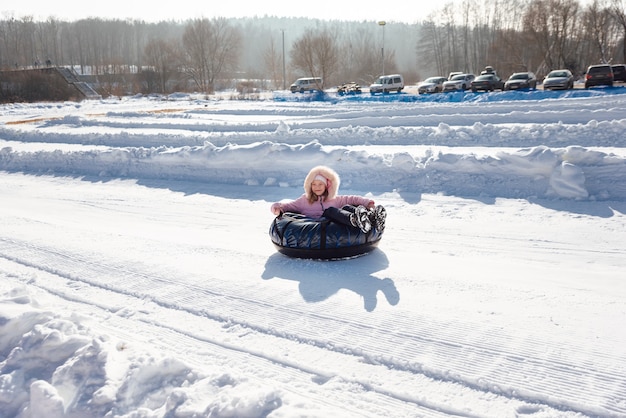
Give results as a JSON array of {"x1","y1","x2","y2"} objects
[
  {"x1": 290, "y1": 77, "x2": 323, "y2": 93},
  {"x1": 369, "y1": 74, "x2": 404, "y2": 94}
]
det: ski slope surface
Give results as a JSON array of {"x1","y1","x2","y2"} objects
[{"x1": 1, "y1": 89, "x2": 625, "y2": 417}]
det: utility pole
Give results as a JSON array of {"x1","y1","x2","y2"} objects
[
  {"x1": 281, "y1": 29, "x2": 286, "y2": 90},
  {"x1": 378, "y1": 21, "x2": 386, "y2": 76}
]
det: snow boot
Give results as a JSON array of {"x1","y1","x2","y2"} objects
[
  {"x1": 350, "y1": 205, "x2": 372, "y2": 233},
  {"x1": 370, "y1": 205, "x2": 387, "y2": 231}
]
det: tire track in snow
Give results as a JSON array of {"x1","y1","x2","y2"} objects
[
  {"x1": 0, "y1": 264, "x2": 437, "y2": 418},
  {"x1": 0, "y1": 240, "x2": 473, "y2": 418},
  {"x1": 2, "y1": 236, "x2": 623, "y2": 417}
]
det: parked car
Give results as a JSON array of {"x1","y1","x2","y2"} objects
[
  {"x1": 470, "y1": 74, "x2": 504, "y2": 92},
  {"x1": 448, "y1": 71, "x2": 463, "y2": 81},
  {"x1": 417, "y1": 76, "x2": 447, "y2": 94},
  {"x1": 504, "y1": 72, "x2": 537, "y2": 90},
  {"x1": 585, "y1": 64, "x2": 614, "y2": 88},
  {"x1": 337, "y1": 82, "x2": 362, "y2": 95},
  {"x1": 542, "y1": 69, "x2": 574, "y2": 90},
  {"x1": 369, "y1": 74, "x2": 405, "y2": 94},
  {"x1": 612, "y1": 64, "x2": 626, "y2": 82},
  {"x1": 290, "y1": 77, "x2": 323, "y2": 93},
  {"x1": 442, "y1": 73, "x2": 475, "y2": 92}
]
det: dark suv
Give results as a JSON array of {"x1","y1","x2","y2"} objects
[
  {"x1": 612, "y1": 64, "x2": 626, "y2": 82},
  {"x1": 585, "y1": 64, "x2": 614, "y2": 88}
]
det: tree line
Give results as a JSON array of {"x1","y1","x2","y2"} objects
[
  {"x1": 1, "y1": 0, "x2": 625, "y2": 97},
  {"x1": 0, "y1": 14, "x2": 410, "y2": 95},
  {"x1": 419, "y1": 0, "x2": 626, "y2": 79}
]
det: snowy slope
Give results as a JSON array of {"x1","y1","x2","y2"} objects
[{"x1": 1, "y1": 89, "x2": 625, "y2": 417}]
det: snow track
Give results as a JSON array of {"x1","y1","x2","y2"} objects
[
  {"x1": 2, "y1": 94, "x2": 626, "y2": 417},
  {"x1": 0, "y1": 239, "x2": 461, "y2": 417},
  {"x1": 0, "y1": 238, "x2": 611, "y2": 418},
  {"x1": 1, "y1": 173, "x2": 625, "y2": 417}
]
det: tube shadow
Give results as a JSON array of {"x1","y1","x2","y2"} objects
[{"x1": 261, "y1": 249, "x2": 399, "y2": 312}]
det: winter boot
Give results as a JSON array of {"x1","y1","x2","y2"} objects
[
  {"x1": 370, "y1": 205, "x2": 387, "y2": 231},
  {"x1": 350, "y1": 205, "x2": 372, "y2": 233}
]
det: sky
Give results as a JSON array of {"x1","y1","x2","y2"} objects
[
  {"x1": 1, "y1": 87, "x2": 625, "y2": 417},
  {"x1": 1, "y1": 0, "x2": 442, "y2": 23}
]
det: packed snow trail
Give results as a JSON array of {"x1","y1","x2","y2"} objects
[
  {"x1": 2, "y1": 172, "x2": 625, "y2": 417},
  {"x1": 2, "y1": 91, "x2": 626, "y2": 416}
]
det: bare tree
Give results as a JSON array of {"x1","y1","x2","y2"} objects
[
  {"x1": 611, "y1": 0, "x2": 626, "y2": 61},
  {"x1": 441, "y1": 4, "x2": 464, "y2": 74},
  {"x1": 419, "y1": 20, "x2": 448, "y2": 76},
  {"x1": 36, "y1": 18, "x2": 63, "y2": 67},
  {"x1": 182, "y1": 18, "x2": 241, "y2": 93},
  {"x1": 523, "y1": 0, "x2": 581, "y2": 73},
  {"x1": 582, "y1": 0, "x2": 618, "y2": 63},
  {"x1": 339, "y1": 26, "x2": 388, "y2": 84},
  {"x1": 71, "y1": 19, "x2": 102, "y2": 75},
  {"x1": 144, "y1": 39, "x2": 180, "y2": 93},
  {"x1": 262, "y1": 34, "x2": 283, "y2": 90},
  {"x1": 1, "y1": 16, "x2": 35, "y2": 68},
  {"x1": 491, "y1": 0, "x2": 537, "y2": 75},
  {"x1": 290, "y1": 27, "x2": 340, "y2": 88}
]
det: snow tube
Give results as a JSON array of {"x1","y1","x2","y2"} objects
[{"x1": 269, "y1": 212, "x2": 384, "y2": 260}]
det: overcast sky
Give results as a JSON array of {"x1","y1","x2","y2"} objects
[{"x1": 2, "y1": 0, "x2": 444, "y2": 24}]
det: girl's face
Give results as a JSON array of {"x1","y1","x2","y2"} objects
[{"x1": 311, "y1": 179, "x2": 327, "y2": 196}]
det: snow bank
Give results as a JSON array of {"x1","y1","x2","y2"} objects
[
  {"x1": 1, "y1": 141, "x2": 624, "y2": 200},
  {"x1": 1, "y1": 88, "x2": 625, "y2": 201},
  {"x1": 0, "y1": 289, "x2": 282, "y2": 417}
]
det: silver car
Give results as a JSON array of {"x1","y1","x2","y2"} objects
[
  {"x1": 542, "y1": 70, "x2": 575, "y2": 90},
  {"x1": 418, "y1": 76, "x2": 447, "y2": 94}
]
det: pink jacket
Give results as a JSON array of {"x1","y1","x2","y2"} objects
[
  {"x1": 272, "y1": 194, "x2": 374, "y2": 218},
  {"x1": 271, "y1": 165, "x2": 374, "y2": 218}
]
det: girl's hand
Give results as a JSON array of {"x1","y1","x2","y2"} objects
[
  {"x1": 366, "y1": 201, "x2": 375, "y2": 209},
  {"x1": 271, "y1": 203, "x2": 282, "y2": 215}
]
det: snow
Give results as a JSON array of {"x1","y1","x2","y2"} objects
[{"x1": 1, "y1": 87, "x2": 625, "y2": 417}]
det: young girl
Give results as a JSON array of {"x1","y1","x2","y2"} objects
[{"x1": 270, "y1": 165, "x2": 386, "y2": 233}]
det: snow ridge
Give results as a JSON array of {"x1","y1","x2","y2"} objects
[{"x1": 2, "y1": 91, "x2": 626, "y2": 201}]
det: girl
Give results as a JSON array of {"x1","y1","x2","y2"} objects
[{"x1": 270, "y1": 165, "x2": 386, "y2": 233}]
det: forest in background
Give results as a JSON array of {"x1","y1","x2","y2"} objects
[{"x1": 1, "y1": 0, "x2": 626, "y2": 97}]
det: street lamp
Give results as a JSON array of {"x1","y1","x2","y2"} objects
[{"x1": 378, "y1": 21, "x2": 386, "y2": 76}]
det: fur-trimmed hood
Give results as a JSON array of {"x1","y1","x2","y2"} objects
[{"x1": 304, "y1": 165, "x2": 340, "y2": 200}]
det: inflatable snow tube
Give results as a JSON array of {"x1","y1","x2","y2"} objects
[{"x1": 269, "y1": 212, "x2": 384, "y2": 260}]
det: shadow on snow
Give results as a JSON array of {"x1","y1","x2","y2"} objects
[{"x1": 261, "y1": 248, "x2": 400, "y2": 312}]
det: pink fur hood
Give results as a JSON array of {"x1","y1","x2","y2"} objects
[{"x1": 303, "y1": 165, "x2": 340, "y2": 199}]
